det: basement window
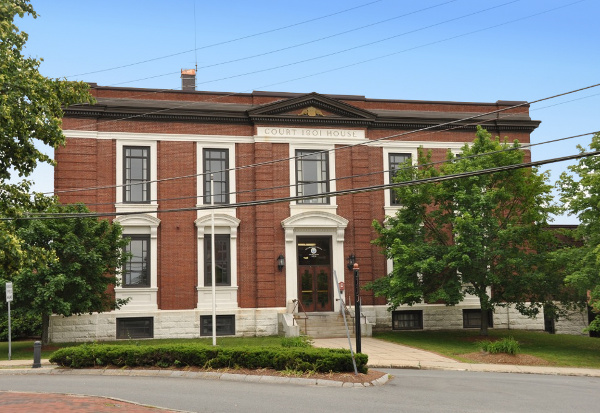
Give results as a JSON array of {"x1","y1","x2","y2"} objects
[
  {"x1": 462, "y1": 309, "x2": 493, "y2": 329},
  {"x1": 200, "y1": 315, "x2": 235, "y2": 336},
  {"x1": 116, "y1": 317, "x2": 154, "y2": 339},
  {"x1": 392, "y1": 310, "x2": 423, "y2": 330}
]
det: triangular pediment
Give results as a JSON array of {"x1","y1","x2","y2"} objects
[{"x1": 248, "y1": 92, "x2": 376, "y2": 124}]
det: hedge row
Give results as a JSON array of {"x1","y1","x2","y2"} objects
[{"x1": 49, "y1": 344, "x2": 368, "y2": 373}]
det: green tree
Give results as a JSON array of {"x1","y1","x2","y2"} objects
[
  {"x1": 12, "y1": 204, "x2": 130, "y2": 344},
  {"x1": 556, "y1": 132, "x2": 600, "y2": 333},
  {"x1": 0, "y1": 0, "x2": 94, "y2": 339},
  {"x1": 369, "y1": 127, "x2": 566, "y2": 336},
  {"x1": 1, "y1": 0, "x2": 93, "y2": 181},
  {"x1": 0, "y1": 0, "x2": 93, "y2": 265}
]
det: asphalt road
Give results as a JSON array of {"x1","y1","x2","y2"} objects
[{"x1": 0, "y1": 369, "x2": 599, "y2": 413}]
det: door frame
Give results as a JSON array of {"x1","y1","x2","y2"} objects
[
  {"x1": 281, "y1": 211, "x2": 348, "y2": 314},
  {"x1": 297, "y1": 236, "x2": 333, "y2": 312}
]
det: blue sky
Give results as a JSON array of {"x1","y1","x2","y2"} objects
[{"x1": 14, "y1": 0, "x2": 600, "y2": 223}]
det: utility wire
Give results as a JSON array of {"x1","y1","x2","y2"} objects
[
  {"x1": 242, "y1": 0, "x2": 585, "y2": 93},
  {"x1": 65, "y1": 89, "x2": 600, "y2": 206},
  {"x1": 70, "y1": 125, "x2": 598, "y2": 209},
  {"x1": 60, "y1": 0, "x2": 465, "y2": 104},
  {"x1": 64, "y1": 0, "x2": 583, "y2": 134},
  {"x1": 185, "y1": 1, "x2": 459, "y2": 72},
  {"x1": 8, "y1": 149, "x2": 600, "y2": 221},
  {"x1": 64, "y1": 0, "x2": 585, "y2": 139},
  {"x1": 65, "y1": 0, "x2": 384, "y2": 78},
  {"x1": 52, "y1": 82, "x2": 600, "y2": 198},
  {"x1": 113, "y1": 0, "x2": 518, "y2": 86}
]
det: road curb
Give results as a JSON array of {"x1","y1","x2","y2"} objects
[{"x1": 0, "y1": 366, "x2": 388, "y2": 387}]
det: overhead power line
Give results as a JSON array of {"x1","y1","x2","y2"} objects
[
  {"x1": 8, "y1": 148, "x2": 600, "y2": 221},
  {"x1": 108, "y1": 0, "x2": 581, "y2": 88},
  {"x1": 65, "y1": 0, "x2": 585, "y2": 135},
  {"x1": 52, "y1": 82, "x2": 600, "y2": 198},
  {"x1": 69, "y1": 127, "x2": 599, "y2": 209},
  {"x1": 65, "y1": 0, "x2": 385, "y2": 78},
  {"x1": 112, "y1": 0, "x2": 519, "y2": 87}
]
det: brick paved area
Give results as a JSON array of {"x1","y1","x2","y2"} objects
[{"x1": 0, "y1": 391, "x2": 180, "y2": 412}]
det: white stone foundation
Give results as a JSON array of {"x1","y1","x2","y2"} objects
[
  {"x1": 366, "y1": 303, "x2": 587, "y2": 334},
  {"x1": 49, "y1": 304, "x2": 590, "y2": 343},
  {"x1": 555, "y1": 308, "x2": 589, "y2": 336},
  {"x1": 49, "y1": 308, "x2": 286, "y2": 343}
]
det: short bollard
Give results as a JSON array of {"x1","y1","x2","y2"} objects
[{"x1": 32, "y1": 341, "x2": 42, "y2": 368}]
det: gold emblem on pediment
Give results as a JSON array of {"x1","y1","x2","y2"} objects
[{"x1": 298, "y1": 106, "x2": 324, "y2": 117}]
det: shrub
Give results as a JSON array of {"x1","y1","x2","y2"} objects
[
  {"x1": 478, "y1": 337, "x2": 520, "y2": 355},
  {"x1": 0, "y1": 310, "x2": 42, "y2": 341},
  {"x1": 280, "y1": 336, "x2": 313, "y2": 348},
  {"x1": 49, "y1": 343, "x2": 368, "y2": 373}
]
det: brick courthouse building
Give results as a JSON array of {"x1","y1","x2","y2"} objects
[{"x1": 50, "y1": 74, "x2": 584, "y2": 342}]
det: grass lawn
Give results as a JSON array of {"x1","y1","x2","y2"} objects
[
  {"x1": 374, "y1": 329, "x2": 600, "y2": 368},
  {"x1": 0, "y1": 336, "x2": 287, "y2": 361}
]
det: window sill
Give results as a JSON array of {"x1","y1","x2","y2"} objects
[
  {"x1": 290, "y1": 204, "x2": 338, "y2": 215},
  {"x1": 115, "y1": 203, "x2": 158, "y2": 214},
  {"x1": 115, "y1": 287, "x2": 158, "y2": 312},
  {"x1": 196, "y1": 286, "x2": 238, "y2": 310}
]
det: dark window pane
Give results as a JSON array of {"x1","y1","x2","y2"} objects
[
  {"x1": 463, "y1": 309, "x2": 493, "y2": 329},
  {"x1": 116, "y1": 317, "x2": 153, "y2": 339},
  {"x1": 124, "y1": 146, "x2": 150, "y2": 203},
  {"x1": 296, "y1": 236, "x2": 331, "y2": 266},
  {"x1": 392, "y1": 310, "x2": 423, "y2": 330},
  {"x1": 200, "y1": 315, "x2": 235, "y2": 336},
  {"x1": 296, "y1": 150, "x2": 329, "y2": 204},
  {"x1": 203, "y1": 149, "x2": 229, "y2": 204},
  {"x1": 389, "y1": 153, "x2": 411, "y2": 205},
  {"x1": 124, "y1": 236, "x2": 150, "y2": 287},
  {"x1": 204, "y1": 234, "x2": 231, "y2": 286}
]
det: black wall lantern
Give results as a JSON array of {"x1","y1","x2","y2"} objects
[
  {"x1": 347, "y1": 254, "x2": 355, "y2": 271},
  {"x1": 277, "y1": 254, "x2": 285, "y2": 272}
]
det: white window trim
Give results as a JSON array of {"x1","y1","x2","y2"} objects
[
  {"x1": 383, "y1": 147, "x2": 418, "y2": 216},
  {"x1": 197, "y1": 142, "x2": 236, "y2": 207},
  {"x1": 113, "y1": 214, "x2": 160, "y2": 312},
  {"x1": 195, "y1": 214, "x2": 240, "y2": 310},
  {"x1": 115, "y1": 140, "x2": 158, "y2": 214},
  {"x1": 289, "y1": 143, "x2": 337, "y2": 214}
]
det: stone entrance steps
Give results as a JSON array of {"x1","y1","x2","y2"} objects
[{"x1": 294, "y1": 312, "x2": 369, "y2": 338}]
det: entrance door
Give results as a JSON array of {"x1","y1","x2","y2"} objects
[{"x1": 297, "y1": 236, "x2": 332, "y2": 312}]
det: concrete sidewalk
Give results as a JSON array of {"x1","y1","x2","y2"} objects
[
  {"x1": 0, "y1": 359, "x2": 53, "y2": 369},
  {"x1": 312, "y1": 337, "x2": 600, "y2": 378}
]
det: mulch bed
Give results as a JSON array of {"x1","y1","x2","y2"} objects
[{"x1": 459, "y1": 352, "x2": 552, "y2": 366}]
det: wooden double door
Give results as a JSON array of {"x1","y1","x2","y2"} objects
[{"x1": 297, "y1": 236, "x2": 332, "y2": 312}]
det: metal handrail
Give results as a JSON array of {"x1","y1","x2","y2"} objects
[
  {"x1": 291, "y1": 299, "x2": 308, "y2": 334},
  {"x1": 345, "y1": 297, "x2": 369, "y2": 324},
  {"x1": 338, "y1": 296, "x2": 353, "y2": 318}
]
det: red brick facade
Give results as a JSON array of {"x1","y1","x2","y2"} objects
[{"x1": 53, "y1": 86, "x2": 539, "y2": 340}]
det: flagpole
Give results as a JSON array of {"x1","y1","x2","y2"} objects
[{"x1": 211, "y1": 174, "x2": 217, "y2": 346}]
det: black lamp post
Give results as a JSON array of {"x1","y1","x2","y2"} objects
[{"x1": 353, "y1": 262, "x2": 361, "y2": 354}]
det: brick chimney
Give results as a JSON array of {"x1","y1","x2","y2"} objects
[{"x1": 181, "y1": 69, "x2": 196, "y2": 91}]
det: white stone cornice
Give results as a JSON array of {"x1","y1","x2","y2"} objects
[
  {"x1": 282, "y1": 211, "x2": 349, "y2": 241},
  {"x1": 372, "y1": 140, "x2": 468, "y2": 150},
  {"x1": 195, "y1": 214, "x2": 241, "y2": 238},
  {"x1": 63, "y1": 130, "x2": 254, "y2": 143},
  {"x1": 114, "y1": 214, "x2": 161, "y2": 228},
  {"x1": 282, "y1": 210, "x2": 348, "y2": 229}
]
